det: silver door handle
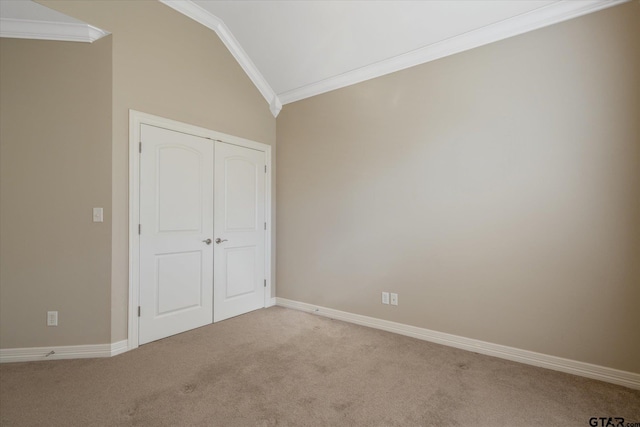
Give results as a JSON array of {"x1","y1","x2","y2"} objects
[
  {"x1": 202, "y1": 238, "x2": 212, "y2": 245},
  {"x1": 215, "y1": 238, "x2": 228, "y2": 244}
]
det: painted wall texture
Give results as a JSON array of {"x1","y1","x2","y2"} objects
[
  {"x1": 0, "y1": 36, "x2": 113, "y2": 347},
  {"x1": 276, "y1": 2, "x2": 640, "y2": 373},
  {"x1": 1, "y1": 0, "x2": 276, "y2": 348},
  {"x1": 41, "y1": 0, "x2": 276, "y2": 344}
]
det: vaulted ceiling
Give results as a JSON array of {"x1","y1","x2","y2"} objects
[
  {"x1": 0, "y1": 0, "x2": 109, "y2": 43},
  {"x1": 1, "y1": 0, "x2": 627, "y2": 116}
]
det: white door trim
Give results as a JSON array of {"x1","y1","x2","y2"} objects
[{"x1": 128, "y1": 110, "x2": 272, "y2": 350}]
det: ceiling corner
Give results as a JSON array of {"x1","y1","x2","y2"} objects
[
  {"x1": 269, "y1": 96, "x2": 282, "y2": 118},
  {"x1": 159, "y1": 0, "x2": 280, "y2": 118},
  {"x1": 0, "y1": 18, "x2": 109, "y2": 43}
]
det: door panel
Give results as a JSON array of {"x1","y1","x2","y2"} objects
[
  {"x1": 139, "y1": 124, "x2": 213, "y2": 345},
  {"x1": 156, "y1": 251, "x2": 202, "y2": 315},
  {"x1": 225, "y1": 246, "x2": 256, "y2": 298},
  {"x1": 214, "y1": 141, "x2": 266, "y2": 322},
  {"x1": 157, "y1": 147, "x2": 203, "y2": 231},
  {"x1": 225, "y1": 158, "x2": 257, "y2": 230}
]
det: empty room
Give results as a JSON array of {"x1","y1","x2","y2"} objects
[{"x1": 1, "y1": 0, "x2": 639, "y2": 425}]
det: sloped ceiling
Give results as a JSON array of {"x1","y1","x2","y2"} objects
[
  {"x1": 197, "y1": 0, "x2": 559, "y2": 98},
  {"x1": 1, "y1": 0, "x2": 628, "y2": 117},
  {"x1": 162, "y1": 0, "x2": 628, "y2": 117},
  {"x1": 0, "y1": 0, "x2": 109, "y2": 43}
]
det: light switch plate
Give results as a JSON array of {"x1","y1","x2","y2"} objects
[
  {"x1": 47, "y1": 311, "x2": 58, "y2": 326},
  {"x1": 382, "y1": 292, "x2": 390, "y2": 305},
  {"x1": 390, "y1": 293, "x2": 398, "y2": 306},
  {"x1": 93, "y1": 207, "x2": 103, "y2": 222}
]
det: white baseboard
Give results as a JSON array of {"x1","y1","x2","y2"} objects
[
  {"x1": 266, "y1": 297, "x2": 277, "y2": 307},
  {"x1": 109, "y1": 339, "x2": 129, "y2": 357},
  {"x1": 0, "y1": 340, "x2": 129, "y2": 363},
  {"x1": 276, "y1": 297, "x2": 640, "y2": 390}
]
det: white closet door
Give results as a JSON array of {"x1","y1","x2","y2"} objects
[
  {"x1": 213, "y1": 141, "x2": 266, "y2": 322},
  {"x1": 139, "y1": 124, "x2": 214, "y2": 344}
]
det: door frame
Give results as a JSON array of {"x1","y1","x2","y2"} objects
[{"x1": 128, "y1": 110, "x2": 273, "y2": 350}]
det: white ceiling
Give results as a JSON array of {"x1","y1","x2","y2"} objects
[
  {"x1": 163, "y1": 0, "x2": 627, "y2": 115},
  {"x1": 196, "y1": 1, "x2": 557, "y2": 97},
  {"x1": 0, "y1": 0, "x2": 81, "y2": 22},
  {"x1": 0, "y1": 0, "x2": 108, "y2": 43},
  {"x1": 1, "y1": 0, "x2": 628, "y2": 116}
]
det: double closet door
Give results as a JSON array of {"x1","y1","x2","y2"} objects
[{"x1": 138, "y1": 124, "x2": 266, "y2": 345}]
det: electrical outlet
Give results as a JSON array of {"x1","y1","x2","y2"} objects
[
  {"x1": 47, "y1": 311, "x2": 58, "y2": 326},
  {"x1": 390, "y1": 293, "x2": 398, "y2": 306},
  {"x1": 382, "y1": 292, "x2": 390, "y2": 305}
]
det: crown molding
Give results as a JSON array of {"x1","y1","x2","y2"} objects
[
  {"x1": 0, "y1": 18, "x2": 109, "y2": 43},
  {"x1": 278, "y1": 0, "x2": 629, "y2": 105},
  {"x1": 160, "y1": 0, "x2": 282, "y2": 118}
]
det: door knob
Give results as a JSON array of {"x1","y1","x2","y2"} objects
[
  {"x1": 215, "y1": 238, "x2": 228, "y2": 244},
  {"x1": 202, "y1": 238, "x2": 212, "y2": 245}
]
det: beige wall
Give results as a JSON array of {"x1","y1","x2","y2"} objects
[
  {"x1": 276, "y1": 2, "x2": 640, "y2": 373},
  {"x1": 0, "y1": 0, "x2": 276, "y2": 348},
  {"x1": 0, "y1": 37, "x2": 113, "y2": 347},
  {"x1": 39, "y1": 0, "x2": 277, "y2": 343},
  {"x1": 39, "y1": 0, "x2": 277, "y2": 344}
]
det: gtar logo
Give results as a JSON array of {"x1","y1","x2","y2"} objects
[{"x1": 589, "y1": 418, "x2": 624, "y2": 427}]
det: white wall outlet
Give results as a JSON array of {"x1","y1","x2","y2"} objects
[
  {"x1": 47, "y1": 311, "x2": 58, "y2": 326},
  {"x1": 390, "y1": 293, "x2": 398, "y2": 306},
  {"x1": 382, "y1": 292, "x2": 390, "y2": 305},
  {"x1": 92, "y1": 207, "x2": 103, "y2": 222}
]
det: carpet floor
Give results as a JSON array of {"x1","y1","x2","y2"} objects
[{"x1": 1, "y1": 306, "x2": 638, "y2": 426}]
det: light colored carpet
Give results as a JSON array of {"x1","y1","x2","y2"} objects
[{"x1": 1, "y1": 306, "x2": 638, "y2": 426}]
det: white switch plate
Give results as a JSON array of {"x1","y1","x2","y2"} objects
[
  {"x1": 382, "y1": 292, "x2": 390, "y2": 305},
  {"x1": 93, "y1": 207, "x2": 103, "y2": 222},
  {"x1": 390, "y1": 293, "x2": 398, "y2": 306},
  {"x1": 47, "y1": 311, "x2": 58, "y2": 326}
]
